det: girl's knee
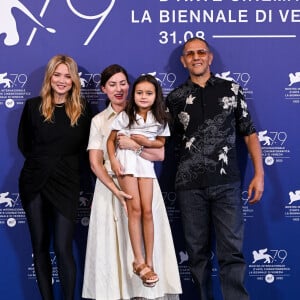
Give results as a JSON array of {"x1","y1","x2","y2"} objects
[
  {"x1": 142, "y1": 209, "x2": 153, "y2": 222},
  {"x1": 128, "y1": 205, "x2": 142, "y2": 219}
]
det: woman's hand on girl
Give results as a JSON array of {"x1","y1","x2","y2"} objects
[
  {"x1": 111, "y1": 158, "x2": 124, "y2": 176},
  {"x1": 115, "y1": 190, "x2": 132, "y2": 215}
]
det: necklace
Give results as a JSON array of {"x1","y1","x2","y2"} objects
[{"x1": 55, "y1": 103, "x2": 65, "y2": 107}]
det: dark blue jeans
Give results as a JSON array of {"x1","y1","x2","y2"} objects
[{"x1": 177, "y1": 182, "x2": 249, "y2": 300}]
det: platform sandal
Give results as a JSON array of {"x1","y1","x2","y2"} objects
[{"x1": 132, "y1": 262, "x2": 159, "y2": 287}]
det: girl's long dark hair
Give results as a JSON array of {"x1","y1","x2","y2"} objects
[{"x1": 126, "y1": 74, "x2": 169, "y2": 128}]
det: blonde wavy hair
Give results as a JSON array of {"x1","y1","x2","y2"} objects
[{"x1": 40, "y1": 54, "x2": 83, "y2": 126}]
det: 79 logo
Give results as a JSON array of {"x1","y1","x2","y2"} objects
[
  {"x1": 146, "y1": 72, "x2": 177, "y2": 88},
  {"x1": 79, "y1": 72, "x2": 101, "y2": 88},
  {"x1": 252, "y1": 248, "x2": 288, "y2": 264},
  {"x1": 1, "y1": 0, "x2": 116, "y2": 46},
  {"x1": 216, "y1": 71, "x2": 251, "y2": 87},
  {"x1": 258, "y1": 130, "x2": 288, "y2": 147},
  {"x1": 0, "y1": 73, "x2": 27, "y2": 88}
]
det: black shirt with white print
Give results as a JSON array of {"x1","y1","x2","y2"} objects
[{"x1": 166, "y1": 74, "x2": 256, "y2": 190}]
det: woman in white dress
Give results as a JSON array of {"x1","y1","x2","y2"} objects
[{"x1": 82, "y1": 65, "x2": 182, "y2": 300}]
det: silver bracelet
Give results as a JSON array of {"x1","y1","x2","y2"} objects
[{"x1": 135, "y1": 146, "x2": 144, "y2": 156}]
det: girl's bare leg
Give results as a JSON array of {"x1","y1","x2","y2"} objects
[
  {"x1": 138, "y1": 178, "x2": 154, "y2": 268},
  {"x1": 118, "y1": 176, "x2": 158, "y2": 285},
  {"x1": 138, "y1": 178, "x2": 158, "y2": 284},
  {"x1": 117, "y1": 175, "x2": 144, "y2": 264}
]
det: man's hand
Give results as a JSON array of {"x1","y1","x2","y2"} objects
[{"x1": 248, "y1": 175, "x2": 264, "y2": 204}]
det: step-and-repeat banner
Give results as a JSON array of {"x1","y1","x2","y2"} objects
[{"x1": 0, "y1": 1, "x2": 299, "y2": 299}]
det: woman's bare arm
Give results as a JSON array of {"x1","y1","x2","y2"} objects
[
  {"x1": 107, "y1": 130, "x2": 125, "y2": 176},
  {"x1": 117, "y1": 134, "x2": 165, "y2": 161},
  {"x1": 89, "y1": 149, "x2": 131, "y2": 212}
]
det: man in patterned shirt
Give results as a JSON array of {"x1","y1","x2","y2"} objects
[{"x1": 166, "y1": 37, "x2": 264, "y2": 300}]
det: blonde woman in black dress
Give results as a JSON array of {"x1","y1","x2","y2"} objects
[{"x1": 18, "y1": 55, "x2": 91, "y2": 300}]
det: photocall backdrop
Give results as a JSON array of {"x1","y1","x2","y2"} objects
[{"x1": 0, "y1": 1, "x2": 299, "y2": 299}]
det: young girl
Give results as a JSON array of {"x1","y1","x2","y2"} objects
[{"x1": 107, "y1": 74, "x2": 170, "y2": 287}]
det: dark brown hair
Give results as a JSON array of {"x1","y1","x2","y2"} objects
[{"x1": 100, "y1": 64, "x2": 129, "y2": 87}]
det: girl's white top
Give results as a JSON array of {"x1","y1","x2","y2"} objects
[{"x1": 111, "y1": 110, "x2": 170, "y2": 178}]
